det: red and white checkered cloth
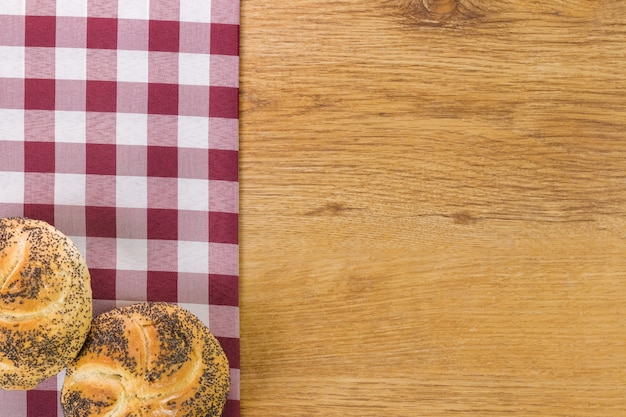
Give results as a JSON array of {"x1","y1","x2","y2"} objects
[{"x1": 0, "y1": 0, "x2": 239, "y2": 415}]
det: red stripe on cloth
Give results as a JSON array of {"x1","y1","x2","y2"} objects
[
  {"x1": 147, "y1": 208, "x2": 178, "y2": 240},
  {"x1": 23, "y1": 204, "x2": 55, "y2": 226},
  {"x1": 147, "y1": 270, "x2": 178, "y2": 302},
  {"x1": 90, "y1": 268, "x2": 117, "y2": 300},
  {"x1": 209, "y1": 149, "x2": 238, "y2": 181},
  {"x1": 86, "y1": 80, "x2": 118, "y2": 112},
  {"x1": 86, "y1": 206, "x2": 117, "y2": 238},
  {"x1": 24, "y1": 142, "x2": 55, "y2": 173},
  {"x1": 147, "y1": 145, "x2": 179, "y2": 177},
  {"x1": 148, "y1": 83, "x2": 179, "y2": 115},
  {"x1": 216, "y1": 337, "x2": 240, "y2": 368},
  {"x1": 25, "y1": 16, "x2": 56, "y2": 47},
  {"x1": 86, "y1": 17, "x2": 118, "y2": 49},
  {"x1": 209, "y1": 86, "x2": 239, "y2": 119},
  {"x1": 210, "y1": 24, "x2": 239, "y2": 56},
  {"x1": 24, "y1": 79, "x2": 56, "y2": 110},
  {"x1": 222, "y1": 400, "x2": 240, "y2": 417},
  {"x1": 209, "y1": 274, "x2": 239, "y2": 306},
  {"x1": 209, "y1": 211, "x2": 238, "y2": 244},
  {"x1": 86, "y1": 143, "x2": 117, "y2": 175},
  {"x1": 149, "y1": 20, "x2": 180, "y2": 52}
]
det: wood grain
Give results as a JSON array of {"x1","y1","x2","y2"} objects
[{"x1": 239, "y1": 0, "x2": 626, "y2": 415}]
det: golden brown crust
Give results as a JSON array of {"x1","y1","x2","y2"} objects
[
  {"x1": 61, "y1": 302, "x2": 230, "y2": 417},
  {"x1": 0, "y1": 217, "x2": 92, "y2": 390}
]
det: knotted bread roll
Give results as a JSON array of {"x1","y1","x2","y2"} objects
[
  {"x1": 61, "y1": 302, "x2": 230, "y2": 417},
  {"x1": 0, "y1": 217, "x2": 92, "y2": 390}
]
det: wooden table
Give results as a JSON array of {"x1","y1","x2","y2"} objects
[{"x1": 239, "y1": 1, "x2": 626, "y2": 414}]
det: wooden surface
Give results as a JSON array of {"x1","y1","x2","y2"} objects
[{"x1": 239, "y1": 1, "x2": 626, "y2": 415}]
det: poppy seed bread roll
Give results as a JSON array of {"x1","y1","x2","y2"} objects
[
  {"x1": 61, "y1": 302, "x2": 230, "y2": 417},
  {"x1": 0, "y1": 217, "x2": 92, "y2": 390}
]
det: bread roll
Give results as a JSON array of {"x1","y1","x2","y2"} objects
[
  {"x1": 61, "y1": 302, "x2": 230, "y2": 417},
  {"x1": 0, "y1": 217, "x2": 92, "y2": 390}
]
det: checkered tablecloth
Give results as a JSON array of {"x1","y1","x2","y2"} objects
[{"x1": 0, "y1": 1, "x2": 239, "y2": 415}]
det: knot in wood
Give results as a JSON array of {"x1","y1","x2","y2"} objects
[
  {"x1": 422, "y1": 0, "x2": 458, "y2": 16},
  {"x1": 398, "y1": 0, "x2": 482, "y2": 25}
]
